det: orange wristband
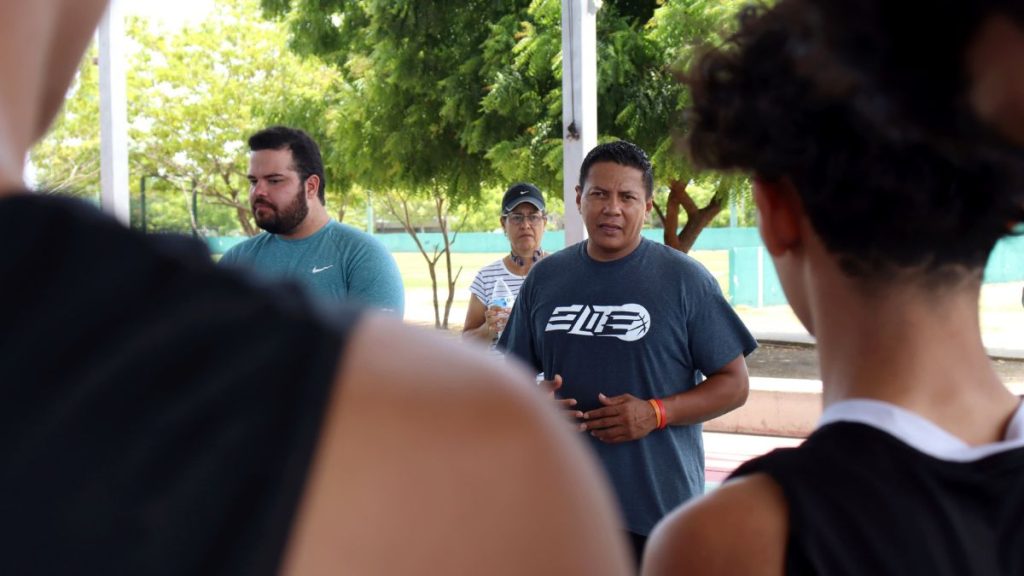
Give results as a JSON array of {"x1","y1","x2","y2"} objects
[
  {"x1": 647, "y1": 399, "x2": 664, "y2": 429},
  {"x1": 654, "y1": 398, "x2": 667, "y2": 429}
]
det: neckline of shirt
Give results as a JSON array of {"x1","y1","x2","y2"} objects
[
  {"x1": 819, "y1": 398, "x2": 1024, "y2": 462},
  {"x1": 269, "y1": 219, "x2": 334, "y2": 244},
  {"x1": 498, "y1": 258, "x2": 528, "y2": 279},
  {"x1": 578, "y1": 237, "x2": 649, "y2": 266}
]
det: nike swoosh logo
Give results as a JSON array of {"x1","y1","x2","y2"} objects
[{"x1": 312, "y1": 265, "x2": 334, "y2": 274}]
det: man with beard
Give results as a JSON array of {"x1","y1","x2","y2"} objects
[{"x1": 221, "y1": 126, "x2": 404, "y2": 316}]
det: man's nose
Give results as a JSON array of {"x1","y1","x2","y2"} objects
[{"x1": 602, "y1": 196, "x2": 622, "y2": 213}]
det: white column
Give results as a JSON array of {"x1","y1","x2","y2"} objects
[
  {"x1": 561, "y1": 0, "x2": 601, "y2": 246},
  {"x1": 98, "y1": 0, "x2": 130, "y2": 225}
]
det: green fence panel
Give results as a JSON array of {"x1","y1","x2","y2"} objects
[
  {"x1": 760, "y1": 249, "x2": 787, "y2": 306},
  {"x1": 729, "y1": 247, "x2": 761, "y2": 307},
  {"x1": 984, "y1": 234, "x2": 1024, "y2": 282},
  {"x1": 207, "y1": 228, "x2": 1024, "y2": 308},
  {"x1": 729, "y1": 246, "x2": 786, "y2": 307}
]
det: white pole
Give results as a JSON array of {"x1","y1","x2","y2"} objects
[
  {"x1": 98, "y1": 0, "x2": 130, "y2": 225},
  {"x1": 561, "y1": 0, "x2": 601, "y2": 246}
]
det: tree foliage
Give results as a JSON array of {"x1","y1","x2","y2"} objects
[
  {"x1": 258, "y1": 0, "x2": 754, "y2": 325},
  {"x1": 31, "y1": 46, "x2": 103, "y2": 199},
  {"x1": 31, "y1": 0, "x2": 344, "y2": 236},
  {"x1": 262, "y1": 0, "x2": 545, "y2": 328}
]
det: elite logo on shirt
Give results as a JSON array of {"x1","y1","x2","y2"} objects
[{"x1": 544, "y1": 304, "x2": 651, "y2": 342}]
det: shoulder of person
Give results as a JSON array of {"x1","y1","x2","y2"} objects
[
  {"x1": 477, "y1": 258, "x2": 509, "y2": 276},
  {"x1": 324, "y1": 220, "x2": 371, "y2": 241},
  {"x1": 530, "y1": 245, "x2": 574, "y2": 273},
  {"x1": 646, "y1": 240, "x2": 720, "y2": 287},
  {"x1": 643, "y1": 473, "x2": 787, "y2": 576},
  {"x1": 326, "y1": 221, "x2": 392, "y2": 252},
  {"x1": 283, "y1": 314, "x2": 632, "y2": 576},
  {"x1": 647, "y1": 239, "x2": 699, "y2": 267},
  {"x1": 221, "y1": 232, "x2": 270, "y2": 259}
]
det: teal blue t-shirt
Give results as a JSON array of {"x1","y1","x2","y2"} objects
[{"x1": 220, "y1": 220, "x2": 404, "y2": 317}]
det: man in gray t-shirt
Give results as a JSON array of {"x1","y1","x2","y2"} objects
[{"x1": 499, "y1": 141, "x2": 756, "y2": 561}]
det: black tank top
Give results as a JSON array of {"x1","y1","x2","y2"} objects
[
  {"x1": 0, "y1": 193, "x2": 362, "y2": 575},
  {"x1": 731, "y1": 422, "x2": 1024, "y2": 575}
]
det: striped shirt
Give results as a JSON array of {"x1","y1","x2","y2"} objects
[{"x1": 469, "y1": 259, "x2": 527, "y2": 306}]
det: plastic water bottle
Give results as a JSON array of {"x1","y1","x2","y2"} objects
[
  {"x1": 488, "y1": 278, "x2": 514, "y2": 309},
  {"x1": 488, "y1": 278, "x2": 515, "y2": 341}
]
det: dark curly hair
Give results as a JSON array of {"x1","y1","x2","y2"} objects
[{"x1": 684, "y1": 0, "x2": 1024, "y2": 282}]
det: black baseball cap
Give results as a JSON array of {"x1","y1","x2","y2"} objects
[{"x1": 501, "y1": 182, "x2": 545, "y2": 214}]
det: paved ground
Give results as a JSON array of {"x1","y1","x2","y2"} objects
[
  {"x1": 737, "y1": 280, "x2": 1024, "y2": 386},
  {"x1": 746, "y1": 341, "x2": 1024, "y2": 385}
]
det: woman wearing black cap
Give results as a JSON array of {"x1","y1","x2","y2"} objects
[{"x1": 463, "y1": 183, "x2": 548, "y2": 345}]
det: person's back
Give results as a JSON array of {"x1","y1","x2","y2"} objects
[
  {"x1": 643, "y1": 1, "x2": 1024, "y2": 575},
  {"x1": 0, "y1": 2, "x2": 632, "y2": 574},
  {"x1": 731, "y1": 411, "x2": 1024, "y2": 575}
]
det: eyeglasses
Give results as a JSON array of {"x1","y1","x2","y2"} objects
[{"x1": 505, "y1": 213, "x2": 546, "y2": 226}]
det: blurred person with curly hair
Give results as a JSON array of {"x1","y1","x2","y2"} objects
[{"x1": 644, "y1": 1, "x2": 1024, "y2": 574}]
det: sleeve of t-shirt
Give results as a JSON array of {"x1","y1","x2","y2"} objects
[
  {"x1": 686, "y1": 266, "x2": 758, "y2": 376},
  {"x1": 496, "y1": 274, "x2": 542, "y2": 373},
  {"x1": 218, "y1": 244, "x2": 240, "y2": 267},
  {"x1": 468, "y1": 268, "x2": 488, "y2": 305},
  {"x1": 343, "y1": 236, "x2": 406, "y2": 318}
]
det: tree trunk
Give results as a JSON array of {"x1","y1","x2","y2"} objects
[
  {"x1": 210, "y1": 172, "x2": 256, "y2": 236},
  {"x1": 236, "y1": 206, "x2": 256, "y2": 236},
  {"x1": 380, "y1": 191, "x2": 450, "y2": 329},
  {"x1": 662, "y1": 179, "x2": 723, "y2": 254},
  {"x1": 435, "y1": 195, "x2": 461, "y2": 330}
]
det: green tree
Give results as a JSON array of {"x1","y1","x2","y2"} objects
[
  {"x1": 132, "y1": 0, "x2": 344, "y2": 236},
  {"x1": 31, "y1": 0, "x2": 344, "y2": 237},
  {"x1": 262, "y1": 0, "x2": 538, "y2": 328},
  {"x1": 31, "y1": 45, "x2": 102, "y2": 199},
  {"x1": 478, "y1": 0, "x2": 750, "y2": 251},
  {"x1": 645, "y1": 0, "x2": 751, "y2": 250},
  {"x1": 259, "y1": 0, "x2": 751, "y2": 326}
]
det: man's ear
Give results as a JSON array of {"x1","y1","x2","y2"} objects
[
  {"x1": 752, "y1": 177, "x2": 802, "y2": 256},
  {"x1": 305, "y1": 174, "x2": 321, "y2": 200},
  {"x1": 575, "y1": 185, "x2": 583, "y2": 213}
]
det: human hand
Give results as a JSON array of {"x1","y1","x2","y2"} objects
[
  {"x1": 485, "y1": 306, "x2": 510, "y2": 338},
  {"x1": 539, "y1": 374, "x2": 585, "y2": 429},
  {"x1": 581, "y1": 393, "x2": 658, "y2": 443},
  {"x1": 483, "y1": 307, "x2": 509, "y2": 339}
]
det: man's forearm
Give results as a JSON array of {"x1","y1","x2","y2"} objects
[{"x1": 659, "y1": 356, "x2": 749, "y2": 426}]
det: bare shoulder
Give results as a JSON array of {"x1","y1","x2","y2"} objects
[
  {"x1": 282, "y1": 314, "x2": 632, "y2": 576},
  {"x1": 642, "y1": 474, "x2": 788, "y2": 576}
]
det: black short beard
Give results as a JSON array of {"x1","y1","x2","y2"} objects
[{"x1": 254, "y1": 188, "x2": 309, "y2": 235}]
